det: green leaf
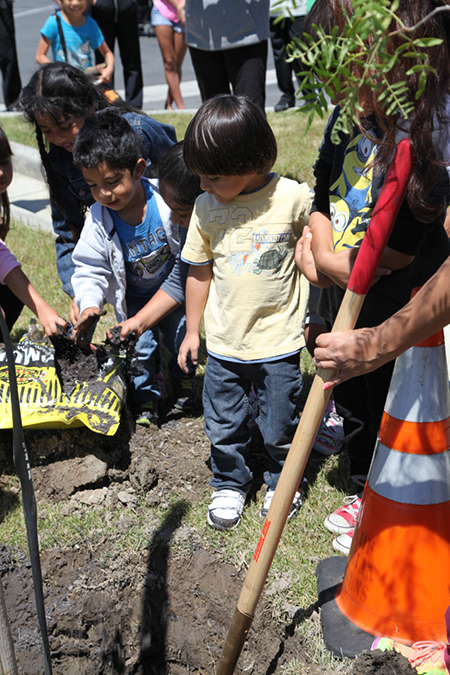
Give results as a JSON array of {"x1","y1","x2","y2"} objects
[{"x1": 414, "y1": 38, "x2": 443, "y2": 48}]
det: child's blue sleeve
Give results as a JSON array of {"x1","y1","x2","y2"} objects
[
  {"x1": 87, "y1": 16, "x2": 105, "y2": 51},
  {"x1": 160, "y1": 229, "x2": 189, "y2": 305},
  {"x1": 40, "y1": 14, "x2": 57, "y2": 41}
]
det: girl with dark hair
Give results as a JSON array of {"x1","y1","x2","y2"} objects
[
  {"x1": 297, "y1": 0, "x2": 450, "y2": 554},
  {"x1": 20, "y1": 62, "x2": 177, "y2": 321}
]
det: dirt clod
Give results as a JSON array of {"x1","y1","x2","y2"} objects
[{"x1": 351, "y1": 649, "x2": 418, "y2": 674}]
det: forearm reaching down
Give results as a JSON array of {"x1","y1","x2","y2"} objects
[
  {"x1": 178, "y1": 263, "x2": 212, "y2": 372},
  {"x1": 4, "y1": 267, "x2": 67, "y2": 337},
  {"x1": 314, "y1": 255, "x2": 450, "y2": 387},
  {"x1": 108, "y1": 289, "x2": 181, "y2": 341}
]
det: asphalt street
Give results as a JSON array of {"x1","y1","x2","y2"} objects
[{"x1": 2, "y1": 0, "x2": 292, "y2": 111}]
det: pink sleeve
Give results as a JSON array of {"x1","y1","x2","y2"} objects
[{"x1": 0, "y1": 240, "x2": 21, "y2": 285}]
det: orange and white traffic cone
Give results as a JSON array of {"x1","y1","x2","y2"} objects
[{"x1": 317, "y1": 326, "x2": 450, "y2": 657}]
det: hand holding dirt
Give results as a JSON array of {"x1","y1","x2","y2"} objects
[{"x1": 71, "y1": 307, "x2": 107, "y2": 344}]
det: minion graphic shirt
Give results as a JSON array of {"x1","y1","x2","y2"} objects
[{"x1": 330, "y1": 129, "x2": 378, "y2": 252}]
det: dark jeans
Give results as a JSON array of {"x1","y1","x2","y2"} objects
[
  {"x1": 203, "y1": 353, "x2": 302, "y2": 493},
  {"x1": 270, "y1": 14, "x2": 305, "y2": 103},
  {"x1": 0, "y1": 1, "x2": 21, "y2": 108},
  {"x1": 93, "y1": 6, "x2": 143, "y2": 108},
  {"x1": 189, "y1": 40, "x2": 268, "y2": 112}
]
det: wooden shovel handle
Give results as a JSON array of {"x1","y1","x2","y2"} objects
[{"x1": 216, "y1": 139, "x2": 412, "y2": 675}]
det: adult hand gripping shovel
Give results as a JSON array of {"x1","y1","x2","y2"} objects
[{"x1": 216, "y1": 138, "x2": 413, "y2": 675}]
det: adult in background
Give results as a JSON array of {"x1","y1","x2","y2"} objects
[
  {"x1": 185, "y1": 0, "x2": 269, "y2": 112},
  {"x1": 91, "y1": 0, "x2": 144, "y2": 108},
  {"x1": 270, "y1": 0, "x2": 307, "y2": 112},
  {"x1": 151, "y1": 0, "x2": 186, "y2": 109},
  {"x1": 20, "y1": 62, "x2": 176, "y2": 320},
  {"x1": 0, "y1": 0, "x2": 21, "y2": 111}
]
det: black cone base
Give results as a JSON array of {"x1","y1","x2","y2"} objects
[{"x1": 316, "y1": 556, "x2": 375, "y2": 658}]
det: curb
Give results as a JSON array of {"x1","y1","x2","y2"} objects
[{"x1": 10, "y1": 141, "x2": 44, "y2": 183}]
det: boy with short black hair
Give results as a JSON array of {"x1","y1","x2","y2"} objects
[
  {"x1": 71, "y1": 107, "x2": 188, "y2": 425},
  {"x1": 178, "y1": 94, "x2": 312, "y2": 529}
]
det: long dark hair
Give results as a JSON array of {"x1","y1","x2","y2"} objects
[
  {"x1": 305, "y1": 0, "x2": 450, "y2": 223},
  {"x1": 0, "y1": 126, "x2": 12, "y2": 241},
  {"x1": 21, "y1": 62, "x2": 138, "y2": 235}
]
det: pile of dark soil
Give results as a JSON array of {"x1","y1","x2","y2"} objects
[
  {"x1": 0, "y1": 417, "x2": 324, "y2": 675},
  {"x1": 352, "y1": 649, "x2": 418, "y2": 674},
  {"x1": 51, "y1": 325, "x2": 137, "y2": 394}
]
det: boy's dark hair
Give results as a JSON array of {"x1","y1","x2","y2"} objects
[
  {"x1": 157, "y1": 141, "x2": 202, "y2": 207},
  {"x1": 183, "y1": 94, "x2": 277, "y2": 177},
  {"x1": 73, "y1": 108, "x2": 142, "y2": 173}
]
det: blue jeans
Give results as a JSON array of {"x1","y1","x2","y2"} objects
[
  {"x1": 203, "y1": 354, "x2": 302, "y2": 494},
  {"x1": 126, "y1": 295, "x2": 191, "y2": 404}
]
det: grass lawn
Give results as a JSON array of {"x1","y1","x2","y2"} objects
[{"x1": 0, "y1": 109, "x2": 357, "y2": 672}]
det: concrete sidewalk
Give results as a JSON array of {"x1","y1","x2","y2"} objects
[{"x1": 9, "y1": 141, "x2": 53, "y2": 233}]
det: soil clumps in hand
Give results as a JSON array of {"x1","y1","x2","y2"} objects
[{"x1": 51, "y1": 325, "x2": 137, "y2": 393}]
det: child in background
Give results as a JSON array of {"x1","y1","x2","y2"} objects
[
  {"x1": 71, "y1": 109, "x2": 185, "y2": 426},
  {"x1": 36, "y1": 0, "x2": 114, "y2": 84},
  {"x1": 0, "y1": 127, "x2": 67, "y2": 338},
  {"x1": 178, "y1": 95, "x2": 312, "y2": 530},
  {"x1": 110, "y1": 141, "x2": 202, "y2": 413},
  {"x1": 296, "y1": 0, "x2": 450, "y2": 554}
]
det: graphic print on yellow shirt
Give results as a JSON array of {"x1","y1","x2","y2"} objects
[
  {"x1": 210, "y1": 211, "x2": 291, "y2": 279},
  {"x1": 330, "y1": 130, "x2": 377, "y2": 252},
  {"x1": 181, "y1": 175, "x2": 312, "y2": 361}
]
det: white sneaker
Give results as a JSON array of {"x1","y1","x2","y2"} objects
[
  {"x1": 207, "y1": 489, "x2": 246, "y2": 530},
  {"x1": 313, "y1": 410, "x2": 345, "y2": 455},
  {"x1": 333, "y1": 529, "x2": 354, "y2": 555},
  {"x1": 260, "y1": 478, "x2": 307, "y2": 519}
]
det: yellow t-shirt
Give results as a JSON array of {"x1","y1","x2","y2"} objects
[{"x1": 181, "y1": 174, "x2": 312, "y2": 361}]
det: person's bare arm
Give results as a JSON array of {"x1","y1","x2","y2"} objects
[
  {"x1": 4, "y1": 267, "x2": 67, "y2": 337},
  {"x1": 108, "y1": 289, "x2": 180, "y2": 341},
  {"x1": 310, "y1": 211, "x2": 408, "y2": 289},
  {"x1": 97, "y1": 41, "x2": 114, "y2": 83},
  {"x1": 295, "y1": 225, "x2": 335, "y2": 287},
  {"x1": 178, "y1": 263, "x2": 212, "y2": 372},
  {"x1": 35, "y1": 35, "x2": 52, "y2": 65},
  {"x1": 314, "y1": 255, "x2": 450, "y2": 387}
]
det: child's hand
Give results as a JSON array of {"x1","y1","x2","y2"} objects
[
  {"x1": 98, "y1": 64, "x2": 113, "y2": 84},
  {"x1": 37, "y1": 309, "x2": 68, "y2": 338},
  {"x1": 178, "y1": 332, "x2": 200, "y2": 373},
  {"x1": 107, "y1": 316, "x2": 143, "y2": 341},
  {"x1": 72, "y1": 307, "x2": 106, "y2": 344},
  {"x1": 295, "y1": 227, "x2": 333, "y2": 287}
]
